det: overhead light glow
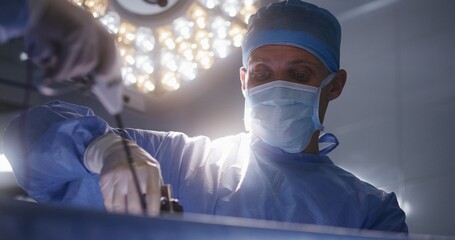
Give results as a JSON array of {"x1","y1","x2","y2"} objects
[
  {"x1": 199, "y1": 0, "x2": 220, "y2": 9},
  {"x1": 161, "y1": 50, "x2": 179, "y2": 72},
  {"x1": 176, "y1": 41, "x2": 192, "y2": 60},
  {"x1": 125, "y1": 74, "x2": 137, "y2": 85},
  {"x1": 0, "y1": 154, "x2": 12, "y2": 172},
  {"x1": 84, "y1": 0, "x2": 107, "y2": 17},
  {"x1": 125, "y1": 54, "x2": 136, "y2": 66},
  {"x1": 240, "y1": 2, "x2": 258, "y2": 23},
  {"x1": 212, "y1": 38, "x2": 231, "y2": 58},
  {"x1": 173, "y1": 17, "x2": 195, "y2": 40},
  {"x1": 135, "y1": 74, "x2": 155, "y2": 94},
  {"x1": 136, "y1": 54, "x2": 154, "y2": 74},
  {"x1": 142, "y1": 79, "x2": 156, "y2": 93},
  {"x1": 135, "y1": 27, "x2": 155, "y2": 52},
  {"x1": 71, "y1": 0, "x2": 257, "y2": 95},
  {"x1": 99, "y1": 11, "x2": 120, "y2": 34},
  {"x1": 123, "y1": 72, "x2": 138, "y2": 86},
  {"x1": 189, "y1": 4, "x2": 208, "y2": 29},
  {"x1": 194, "y1": 30, "x2": 212, "y2": 50},
  {"x1": 178, "y1": 60, "x2": 198, "y2": 81},
  {"x1": 211, "y1": 16, "x2": 230, "y2": 39},
  {"x1": 229, "y1": 23, "x2": 246, "y2": 47},
  {"x1": 118, "y1": 22, "x2": 137, "y2": 44},
  {"x1": 222, "y1": 0, "x2": 242, "y2": 17},
  {"x1": 196, "y1": 50, "x2": 214, "y2": 69},
  {"x1": 161, "y1": 71, "x2": 181, "y2": 91}
]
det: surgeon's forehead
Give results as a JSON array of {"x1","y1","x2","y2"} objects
[{"x1": 248, "y1": 45, "x2": 324, "y2": 68}]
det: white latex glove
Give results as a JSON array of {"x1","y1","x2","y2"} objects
[
  {"x1": 25, "y1": 0, "x2": 116, "y2": 81},
  {"x1": 84, "y1": 133, "x2": 163, "y2": 216}
]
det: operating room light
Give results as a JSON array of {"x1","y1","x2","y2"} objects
[
  {"x1": 173, "y1": 17, "x2": 194, "y2": 40},
  {"x1": 222, "y1": 0, "x2": 242, "y2": 17},
  {"x1": 136, "y1": 55, "x2": 155, "y2": 74},
  {"x1": 0, "y1": 154, "x2": 12, "y2": 172},
  {"x1": 199, "y1": 0, "x2": 220, "y2": 9},
  {"x1": 161, "y1": 50, "x2": 179, "y2": 72},
  {"x1": 99, "y1": 11, "x2": 120, "y2": 34},
  {"x1": 135, "y1": 27, "x2": 156, "y2": 52},
  {"x1": 70, "y1": 0, "x2": 257, "y2": 95}
]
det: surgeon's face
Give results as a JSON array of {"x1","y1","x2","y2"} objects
[
  {"x1": 240, "y1": 45, "x2": 330, "y2": 90},
  {"x1": 240, "y1": 45, "x2": 346, "y2": 121},
  {"x1": 240, "y1": 45, "x2": 346, "y2": 153}
]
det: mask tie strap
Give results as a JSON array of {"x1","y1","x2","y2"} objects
[
  {"x1": 321, "y1": 72, "x2": 337, "y2": 88},
  {"x1": 319, "y1": 132, "x2": 339, "y2": 155}
]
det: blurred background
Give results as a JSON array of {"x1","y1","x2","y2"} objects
[{"x1": 0, "y1": 0, "x2": 454, "y2": 237}]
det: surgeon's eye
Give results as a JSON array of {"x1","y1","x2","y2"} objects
[
  {"x1": 293, "y1": 72, "x2": 307, "y2": 81},
  {"x1": 251, "y1": 71, "x2": 270, "y2": 81},
  {"x1": 289, "y1": 68, "x2": 312, "y2": 84},
  {"x1": 296, "y1": 72, "x2": 306, "y2": 79}
]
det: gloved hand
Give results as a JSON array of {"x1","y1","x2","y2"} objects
[
  {"x1": 25, "y1": 0, "x2": 117, "y2": 81},
  {"x1": 84, "y1": 133, "x2": 163, "y2": 216}
]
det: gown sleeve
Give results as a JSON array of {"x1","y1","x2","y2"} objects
[
  {"x1": 366, "y1": 192, "x2": 409, "y2": 233},
  {"x1": 4, "y1": 100, "x2": 110, "y2": 209},
  {"x1": 3, "y1": 100, "x2": 210, "y2": 211}
]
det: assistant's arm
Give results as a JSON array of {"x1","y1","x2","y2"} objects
[{"x1": 1, "y1": 0, "x2": 117, "y2": 81}]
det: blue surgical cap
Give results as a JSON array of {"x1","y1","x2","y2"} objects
[{"x1": 242, "y1": 0, "x2": 341, "y2": 73}]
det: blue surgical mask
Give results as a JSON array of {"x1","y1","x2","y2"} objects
[{"x1": 244, "y1": 73, "x2": 336, "y2": 153}]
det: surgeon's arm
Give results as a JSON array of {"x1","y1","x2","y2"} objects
[
  {"x1": 3, "y1": 101, "x2": 109, "y2": 208},
  {"x1": 3, "y1": 100, "x2": 169, "y2": 212}
]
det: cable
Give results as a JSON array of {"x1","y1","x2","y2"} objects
[
  {"x1": 114, "y1": 114, "x2": 148, "y2": 215},
  {"x1": 19, "y1": 56, "x2": 35, "y2": 194}
]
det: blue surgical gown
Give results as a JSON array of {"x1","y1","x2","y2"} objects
[{"x1": 3, "y1": 101, "x2": 408, "y2": 232}]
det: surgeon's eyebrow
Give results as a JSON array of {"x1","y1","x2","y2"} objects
[
  {"x1": 286, "y1": 58, "x2": 328, "y2": 74},
  {"x1": 249, "y1": 56, "x2": 271, "y2": 64},
  {"x1": 286, "y1": 58, "x2": 320, "y2": 68},
  {"x1": 250, "y1": 56, "x2": 320, "y2": 67}
]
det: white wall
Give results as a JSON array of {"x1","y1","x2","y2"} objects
[{"x1": 325, "y1": 0, "x2": 455, "y2": 236}]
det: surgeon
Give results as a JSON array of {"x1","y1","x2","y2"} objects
[{"x1": 3, "y1": 0, "x2": 408, "y2": 233}]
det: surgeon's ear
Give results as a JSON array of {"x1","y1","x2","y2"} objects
[
  {"x1": 240, "y1": 67, "x2": 247, "y2": 92},
  {"x1": 328, "y1": 69, "x2": 347, "y2": 101}
]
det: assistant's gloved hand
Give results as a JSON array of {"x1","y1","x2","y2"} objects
[
  {"x1": 84, "y1": 133, "x2": 163, "y2": 216},
  {"x1": 26, "y1": 0, "x2": 116, "y2": 81}
]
